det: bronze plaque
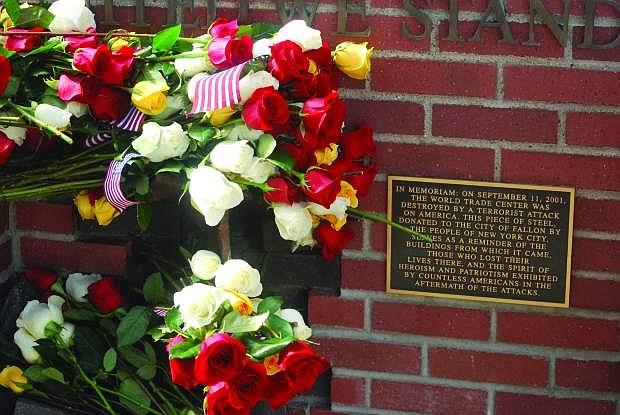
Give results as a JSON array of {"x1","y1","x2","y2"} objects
[{"x1": 387, "y1": 177, "x2": 574, "y2": 308}]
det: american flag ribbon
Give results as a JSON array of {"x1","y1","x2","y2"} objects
[
  {"x1": 111, "y1": 105, "x2": 146, "y2": 132},
  {"x1": 104, "y1": 152, "x2": 142, "y2": 212},
  {"x1": 84, "y1": 132, "x2": 112, "y2": 148},
  {"x1": 190, "y1": 62, "x2": 245, "y2": 114}
]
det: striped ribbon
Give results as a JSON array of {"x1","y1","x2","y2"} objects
[
  {"x1": 190, "y1": 62, "x2": 245, "y2": 114},
  {"x1": 85, "y1": 132, "x2": 112, "y2": 148},
  {"x1": 104, "y1": 152, "x2": 142, "y2": 212},
  {"x1": 85, "y1": 106, "x2": 146, "y2": 148}
]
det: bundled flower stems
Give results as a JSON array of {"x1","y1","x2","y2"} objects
[
  {"x1": 0, "y1": 0, "x2": 429, "y2": 259},
  {"x1": 3, "y1": 249, "x2": 328, "y2": 415}
]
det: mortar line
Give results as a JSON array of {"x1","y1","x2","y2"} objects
[
  {"x1": 493, "y1": 146, "x2": 502, "y2": 182},
  {"x1": 496, "y1": 62, "x2": 505, "y2": 100},
  {"x1": 557, "y1": 110, "x2": 567, "y2": 145},
  {"x1": 487, "y1": 389, "x2": 496, "y2": 415},
  {"x1": 549, "y1": 354, "x2": 557, "y2": 388},
  {"x1": 421, "y1": 343, "x2": 429, "y2": 376}
]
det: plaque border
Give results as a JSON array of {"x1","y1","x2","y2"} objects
[{"x1": 386, "y1": 176, "x2": 575, "y2": 308}]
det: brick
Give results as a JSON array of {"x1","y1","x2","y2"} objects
[
  {"x1": 331, "y1": 376, "x2": 366, "y2": 406},
  {"x1": 507, "y1": 0, "x2": 618, "y2": 16},
  {"x1": 373, "y1": 302, "x2": 490, "y2": 340},
  {"x1": 311, "y1": 410, "x2": 362, "y2": 415},
  {"x1": 20, "y1": 238, "x2": 128, "y2": 275},
  {"x1": 501, "y1": 150, "x2": 620, "y2": 191},
  {"x1": 372, "y1": 380, "x2": 487, "y2": 414},
  {"x1": 574, "y1": 198, "x2": 620, "y2": 233},
  {"x1": 504, "y1": 66, "x2": 620, "y2": 106},
  {"x1": 570, "y1": 278, "x2": 620, "y2": 312},
  {"x1": 438, "y1": 21, "x2": 564, "y2": 58},
  {"x1": 495, "y1": 392, "x2": 615, "y2": 415},
  {"x1": 573, "y1": 27, "x2": 620, "y2": 62},
  {"x1": 315, "y1": 338, "x2": 421, "y2": 374},
  {"x1": 373, "y1": 59, "x2": 497, "y2": 98},
  {"x1": 429, "y1": 348, "x2": 549, "y2": 386},
  {"x1": 346, "y1": 219, "x2": 364, "y2": 251},
  {"x1": 566, "y1": 112, "x2": 620, "y2": 147},
  {"x1": 378, "y1": 143, "x2": 495, "y2": 180},
  {"x1": 16, "y1": 202, "x2": 75, "y2": 234},
  {"x1": 572, "y1": 238, "x2": 620, "y2": 274},
  {"x1": 0, "y1": 203, "x2": 8, "y2": 234},
  {"x1": 433, "y1": 105, "x2": 558, "y2": 143},
  {"x1": 371, "y1": 222, "x2": 387, "y2": 252},
  {"x1": 341, "y1": 259, "x2": 386, "y2": 291},
  {"x1": 345, "y1": 100, "x2": 425, "y2": 135},
  {"x1": 497, "y1": 312, "x2": 620, "y2": 351},
  {"x1": 372, "y1": 0, "x2": 486, "y2": 11},
  {"x1": 358, "y1": 182, "x2": 387, "y2": 213},
  {"x1": 308, "y1": 294, "x2": 365, "y2": 329},
  {"x1": 0, "y1": 241, "x2": 11, "y2": 270},
  {"x1": 556, "y1": 359, "x2": 620, "y2": 393}
]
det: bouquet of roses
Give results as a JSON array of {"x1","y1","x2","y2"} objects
[{"x1": 155, "y1": 248, "x2": 329, "y2": 413}]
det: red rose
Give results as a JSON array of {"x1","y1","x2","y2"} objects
[
  {"x1": 242, "y1": 87, "x2": 290, "y2": 134},
  {"x1": 24, "y1": 128, "x2": 58, "y2": 152},
  {"x1": 302, "y1": 169, "x2": 341, "y2": 208},
  {"x1": 314, "y1": 221, "x2": 355, "y2": 260},
  {"x1": 57, "y1": 74, "x2": 90, "y2": 103},
  {"x1": 65, "y1": 28, "x2": 98, "y2": 53},
  {"x1": 264, "y1": 177, "x2": 302, "y2": 205},
  {"x1": 290, "y1": 72, "x2": 335, "y2": 101},
  {"x1": 205, "y1": 382, "x2": 250, "y2": 415},
  {"x1": 266, "y1": 371, "x2": 297, "y2": 410},
  {"x1": 342, "y1": 124, "x2": 375, "y2": 162},
  {"x1": 194, "y1": 333, "x2": 246, "y2": 386},
  {"x1": 268, "y1": 40, "x2": 312, "y2": 84},
  {"x1": 228, "y1": 360, "x2": 268, "y2": 409},
  {"x1": 0, "y1": 56, "x2": 11, "y2": 96},
  {"x1": 328, "y1": 124, "x2": 377, "y2": 196},
  {"x1": 209, "y1": 18, "x2": 238, "y2": 38},
  {"x1": 301, "y1": 91, "x2": 346, "y2": 147},
  {"x1": 86, "y1": 83, "x2": 130, "y2": 121},
  {"x1": 280, "y1": 341, "x2": 329, "y2": 393},
  {"x1": 208, "y1": 35, "x2": 253, "y2": 69},
  {"x1": 305, "y1": 41, "x2": 336, "y2": 73},
  {"x1": 343, "y1": 163, "x2": 377, "y2": 197},
  {"x1": 282, "y1": 142, "x2": 315, "y2": 171},
  {"x1": 167, "y1": 336, "x2": 199, "y2": 390},
  {"x1": 5, "y1": 28, "x2": 44, "y2": 52},
  {"x1": 73, "y1": 44, "x2": 135, "y2": 86},
  {"x1": 86, "y1": 276, "x2": 124, "y2": 313},
  {"x1": 0, "y1": 132, "x2": 15, "y2": 165},
  {"x1": 24, "y1": 269, "x2": 57, "y2": 292}
]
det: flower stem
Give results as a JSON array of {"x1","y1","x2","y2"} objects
[
  {"x1": 98, "y1": 386, "x2": 164, "y2": 415},
  {"x1": 67, "y1": 353, "x2": 118, "y2": 415},
  {"x1": 7, "y1": 102, "x2": 74, "y2": 144},
  {"x1": 148, "y1": 51, "x2": 210, "y2": 62},
  {"x1": 347, "y1": 207, "x2": 432, "y2": 242}
]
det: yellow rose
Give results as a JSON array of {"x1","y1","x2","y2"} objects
[
  {"x1": 94, "y1": 197, "x2": 120, "y2": 226},
  {"x1": 0, "y1": 365, "x2": 27, "y2": 394},
  {"x1": 222, "y1": 289, "x2": 253, "y2": 316},
  {"x1": 208, "y1": 106, "x2": 237, "y2": 126},
  {"x1": 339, "y1": 180, "x2": 358, "y2": 208},
  {"x1": 333, "y1": 41, "x2": 373, "y2": 80},
  {"x1": 73, "y1": 191, "x2": 96, "y2": 220},
  {"x1": 131, "y1": 81, "x2": 170, "y2": 115},
  {"x1": 314, "y1": 143, "x2": 339, "y2": 166}
]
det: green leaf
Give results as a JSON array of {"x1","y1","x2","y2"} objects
[
  {"x1": 24, "y1": 366, "x2": 45, "y2": 383},
  {"x1": 24, "y1": 37, "x2": 63, "y2": 57},
  {"x1": 178, "y1": 245, "x2": 193, "y2": 260},
  {"x1": 103, "y1": 348, "x2": 117, "y2": 372},
  {"x1": 257, "y1": 296, "x2": 284, "y2": 314},
  {"x1": 153, "y1": 24, "x2": 182, "y2": 52},
  {"x1": 117, "y1": 306, "x2": 151, "y2": 347},
  {"x1": 256, "y1": 134, "x2": 276, "y2": 158},
  {"x1": 15, "y1": 6, "x2": 53, "y2": 29},
  {"x1": 63, "y1": 308, "x2": 97, "y2": 321},
  {"x1": 134, "y1": 175, "x2": 150, "y2": 196},
  {"x1": 41, "y1": 367, "x2": 67, "y2": 384},
  {"x1": 137, "y1": 204, "x2": 152, "y2": 233},
  {"x1": 119, "y1": 378, "x2": 151, "y2": 415},
  {"x1": 246, "y1": 336, "x2": 296, "y2": 360},
  {"x1": 156, "y1": 161, "x2": 184, "y2": 174},
  {"x1": 137, "y1": 365, "x2": 157, "y2": 380},
  {"x1": 144, "y1": 343, "x2": 156, "y2": 364},
  {"x1": 73, "y1": 327, "x2": 105, "y2": 374},
  {"x1": 148, "y1": 326, "x2": 167, "y2": 341},
  {"x1": 168, "y1": 339, "x2": 201, "y2": 360},
  {"x1": 143, "y1": 273, "x2": 166, "y2": 305},
  {"x1": 118, "y1": 346, "x2": 152, "y2": 368},
  {"x1": 221, "y1": 311, "x2": 269, "y2": 334},
  {"x1": 188, "y1": 124, "x2": 216, "y2": 146},
  {"x1": 5, "y1": 0, "x2": 21, "y2": 24},
  {"x1": 265, "y1": 314, "x2": 294, "y2": 338},
  {"x1": 164, "y1": 307, "x2": 183, "y2": 333},
  {"x1": 268, "y1": 149, "x2": 297, "y2": 174}
]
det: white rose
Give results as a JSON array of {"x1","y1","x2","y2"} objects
[
  {"x1": 34, "y1": 104, "x2": 72, "y2": 131},
  {"x1": 0, "y1": 125, "x2": 26, "y2": 146},
  {"x1": 66, "y1": 273, "x2": 101, "y2": 303},
  {"x1": 157, "y1": 94, "x2": 190, "y2": 119},
  {"x1": 48, "y1": 0, "x2": 96, "y2": 32},
  {"x1": 252, "y1": 38, "x2": 274, "y2": 57},
  {"x1": 59, "y1": 322, "x2": 76, "y2": 347},
  {"x1": 273, "y1": 20, "x2": 322, "y2": 52},
  {"x1": 215, "y1": 259, "x2": 262, "y2": 297},
  {"x1": 226, "y1": 124, "x2": 264, "y2": 142},
  {"x1": 241, "y1": 157, "x2": 276, "y2": 184},
  {"x1": 132, "y1": 122, "x2": 190, "y2": 162},
  {"x1": 273, "y1": 203, "x2": 313, "y2": 243},
  {"x1": 175, "y1": 57, "x2": 214, "y2": 78},
  {"x1": 187, "y1": 73, "x2": 208, "y2": 102},
  {"x1": 308, "y1": 197, "x2": 348, "y2": 221},
  {"x1": 65, "y1": 101, "x2": 89, "y2": 118},
  {"x1": 209, "y1": 140, "x2": 254, "y2": 174},
  {"x1": 190, "y1": 250, "x2": 221, "y2": 280},
  {"x1": 13, "y1": 328, "x2": 41, "y2": 364},
  {"x1": 239, "y1": 71, "x2": 279, "y2": 103},
  {"x1": 189, "y1": 166, "x2": 243, "y2": 226},
  {"x1": 15, "y1": 295, "x2": 65, "y2": 340},
  {"x1": 173, "y1": 283, "x2": 223, "y2": 328},
  {"x1": 276, "y1": 308, "x2": 312, "y2": 340}
]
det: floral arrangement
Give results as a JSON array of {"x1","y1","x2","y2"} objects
[
  {"x1": 0, "y1": 0, "x2": 426, "y2": 260},
  {"x1": 1, "y1": 247, "x2": 328, "y2": 414}
]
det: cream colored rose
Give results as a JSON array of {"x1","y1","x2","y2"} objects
[
  {"x1": 214, "y1": 259, "x2": 263, "y2": 297},
  {"x1": 48, "y1": 0, "x2": 96, "y2": 32},
  {"x1": 173, "y1": 283, "x2": 224, "y2": 328},
  {"x1": 242, "y1": 157, "x2": 276, "y2": 184},
  {"x1": 273, "y1": 203, "x2": 313, "y2": 243},
  {"x1": 189, "y1": 166, "x2": 244, "y2": 226},
  {"x1": 65, "y1": 101, "x2": 88, "y2": 118},
  {"x1": 13, "y1": 329, "x2": 41, "y2": 364},
  {"x1": 15, "y1": 296, "x2": 65, "y2": 340},
  {"x1": 66, "y1": 273, "x2": 101, "y2": 303},
  {"x1": 34, "y1": 104, "x2": 72, "y2": 131},
  {"x1": 209, "y1": 140, "x2": 254, "y2": 174},
  {"x1": 239, "y1": 71, "x2": 280, "y2": 103},
  {"x1": 276, "y1": 308, "x2": 312, "y2": 340},
  {"x1": 190, "y1": 250, "x2": 221, "y2": 280},
  {"x1": 132, "y1": 122, "x2": 190, "y2": 162},
  {"x1": 273, "y1": 20, "x2": 322, "y2": 52}
]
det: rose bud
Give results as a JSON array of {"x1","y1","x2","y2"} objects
[
  {"x1": 333, "y1": 41, "x2": 373, "y2": 80},
  {"x1": 0, "y1": 56, "x2": 11, "y2": 95},
  {"x1": 264, "y1": 177, "x2": 302, "y2": 205},
  {"x1": 272, "y1": 203, "x2": 314, "y2": 247},
  {"x1": 5, "y1": 28, "x2": 44, "y2": 52},
  {"x1": 167, "y1": 336, "x2": 199, "y2": 390},
  {"x1": 228, "y1": 360, "x2": 268, "y2": 409},
  {"x1": 131, "y1": 80, "x2": 170, "y2": 116},
  {"x1": 0, "y1": 132, "x2": 16, "y2": 166},
  {"x1": 86, "y1": 276, "x2": 124, "y2": 314},
  {"x1": 24, "y1": 269, "x2": 58, "y2": 292},
  {"x1": 209, "y1": 18, "x2": 239, "y2": 38},
  {"x1": 314, "y1": 221, "x2": 355, "y2": 260},
  {"x1": 57, "y1": 74, "x2": 91, "y2": 104},
  {"x1": 208, "y1": 35, "x2": 253, "y2": 69},
  {"x1": 205, "y1": 382, "x2": 250, "y2": 415},
  {"x1": 64, "y1": 28, "x2": 98, "y2": 53},
  {"x1": 33, "y1": 104, "x2": 72, "y2": 131},
  {"x1": 73, "y1": 44, "x2": 135, "y2": 86},
  {"x1": 86, "y1": 84, "x2": 131, "y2": 122},
  {"x1": 272, "y1": 19, "x2": 323, "y2": 52},
  {"x1": 268, "y1": 40, "x2": 312, "y2": 84},
  {"x1": 241, "y1": 87, "x2": 290, "y2": 134},
  {"x1": 266, "y1": 371, "x2": 297, "y2": 410},
  {"x1": 280, "y1": 341, "x2": 329, "y2": 393},
  {"x1": 301, "y1": 91, "x2": 346, "y2": 146},
  {"x1": 194, "y1": 333, "x2": 246, "y2": 386},
  {"x1": 302, "y1": 169, "x2": 341, "y2": 208}
]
